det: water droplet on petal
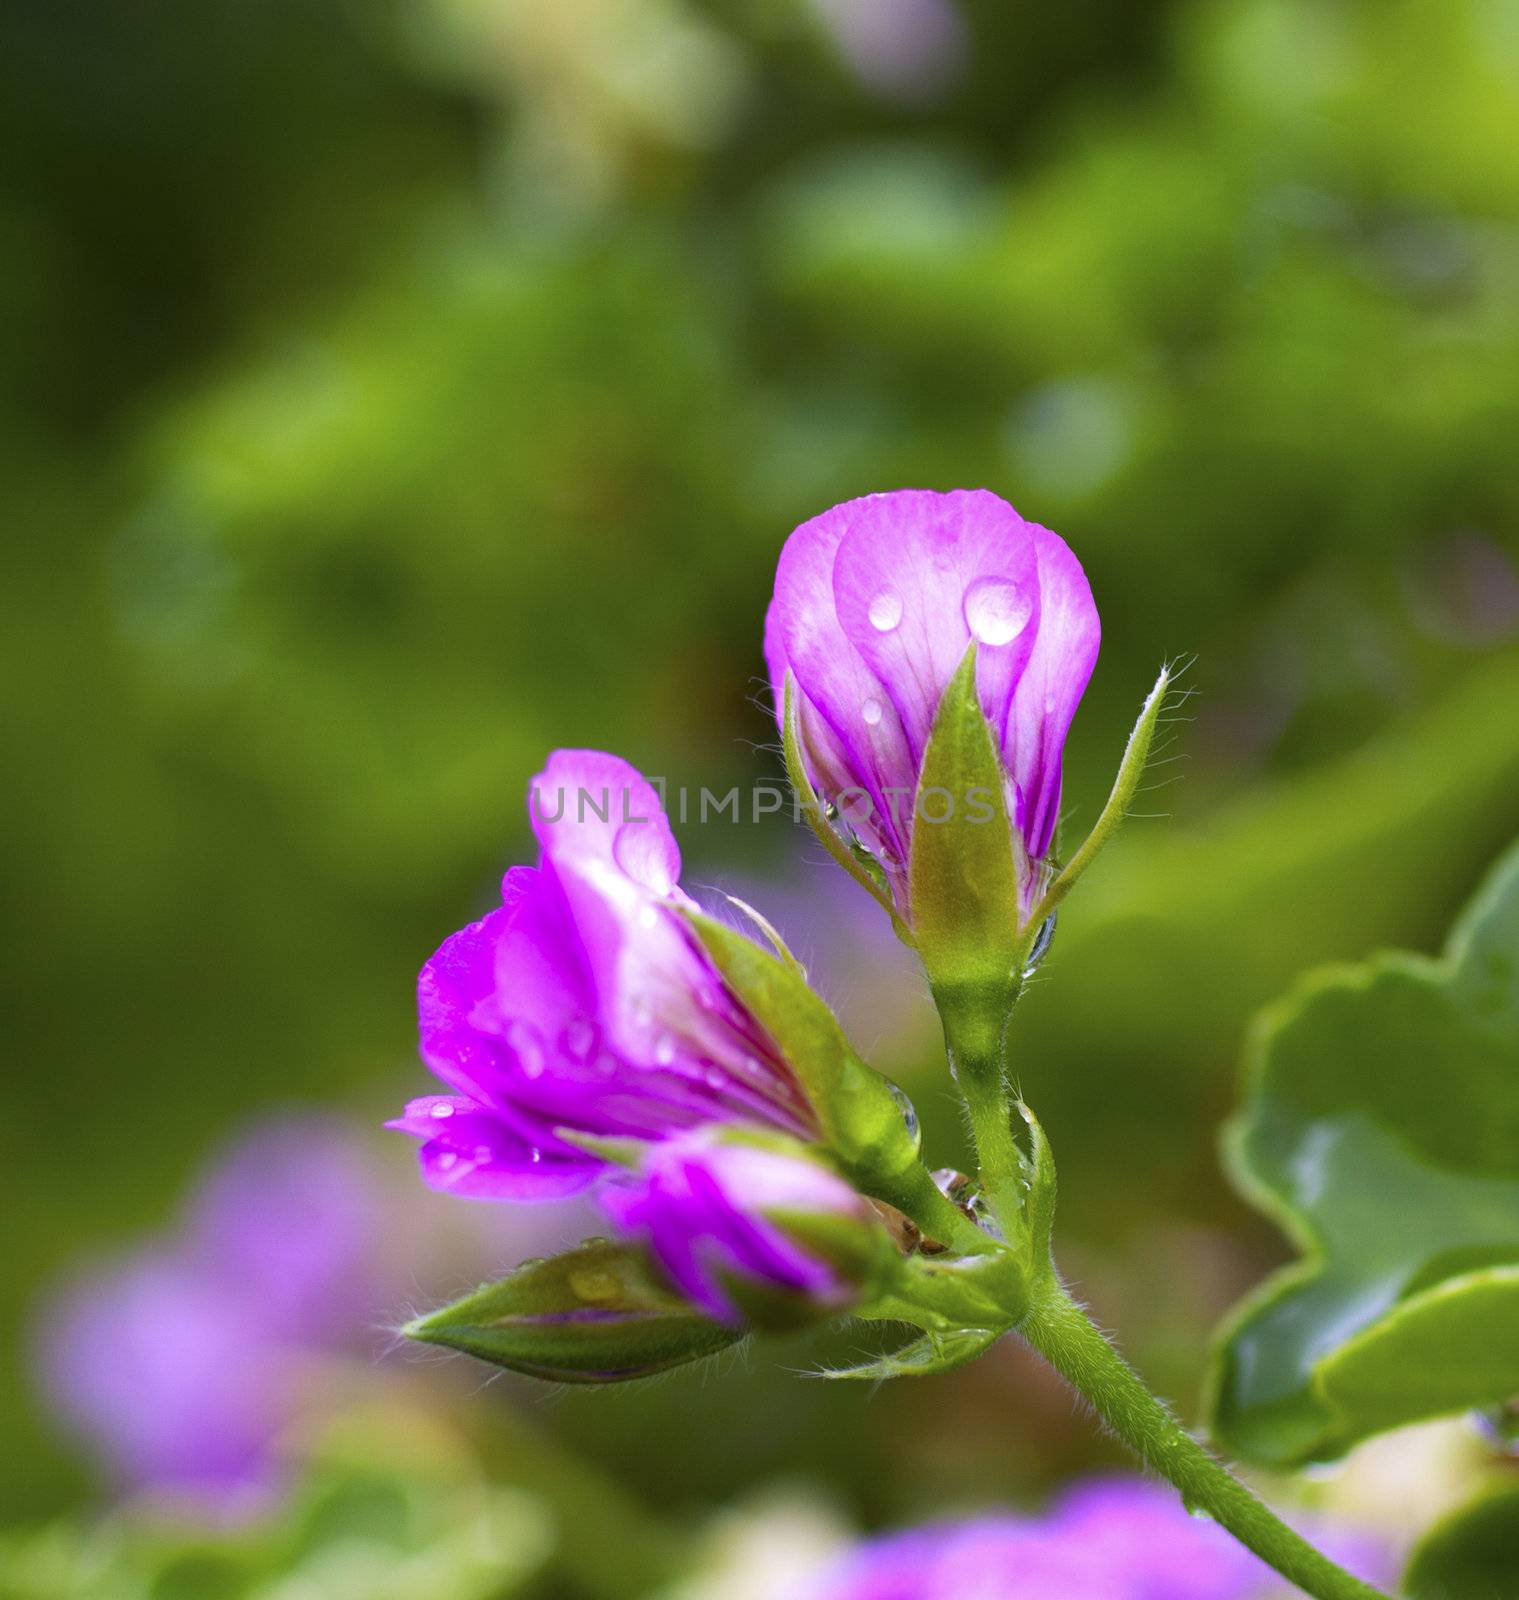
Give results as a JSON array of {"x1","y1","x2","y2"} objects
[
  {"x1": 506, "y1": 1020, "x2": 546, "y2": 1078},
  {"x1": 868, "y1": 589, "x2": 903, "y2": 632},
  {"x1": 638, "y1": 903, "x2": 660, "y2": 930},
  {"x1": 862, "y1": 696, "x2": 883, "y2": 727},
  {"x1": 430, "y1": 1102, "x2": 455, "y2": 1119},
  {"x1": 703, "y1": 1066, "x2": 727, "y2": 1089},
  {"x1": 528, "y1": 1148, "x2": 542, "y2": 1164},
  {"x1": 562, "y1": 1017, "x2": 597, "y2": 1061},
  {"x1": 653, "y1": 1032, "x2": 677, "y2": 1066},
  {"x1": 435, "y1": 1152, "x2": 458, "y2": 1171},
  {"x1": 963, "y1": 575, "x2": 1032, "y2": 647}
]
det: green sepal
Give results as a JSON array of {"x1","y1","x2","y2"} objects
[
  {"x1": 681, "y1": 906, "x2": 923, "y2": 1187},
  {"x1": 1404, "y1": 1486, "x2": 1519, "y2": 1600},
  {"x1": 1016, "y1": 1099, "x2": 1058, "y2": 1275},
  {"x1": 1027, "y1": 664, "x2": 1171, "y2": 932},
  {"x1": 908, "y1": 643, "x2": 1024, "y2": 1003},
  {"x1": 1207, "y1": 838, "x2": 1519, "y2": 1466},
  {"x1": 717, "y1": 890, "x2": 807, "y2": 978},
  {"x1": 783, "y1": 672, "x2": 910, "y2": 941},
  {"x1": 819, "y1": 1325, "x2": 1004, "y2": 1380},
  {"x1": 405, "y1": 1238, "x2": 742, "y2": 1383}
]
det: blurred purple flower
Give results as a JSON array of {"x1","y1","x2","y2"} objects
[
  {"x1": 599, "y1": 1128, "x2": 884, "y2": 1324},
  {"x1": 806, "y1": 1477, "x2": 1390, "y2": 1600},
  {"x1": 36, "y1": 1116, "x2": 378, "y2": 1517},
  {"x1": 811, "y1": 0, "x2": 967, "y2": 104},
  {"x1": 766, "y1": 489, "x2": 1100, "y2": 923},
  {"x1": 391, "y1": 750, "x2": 819, "y2": 1201}
]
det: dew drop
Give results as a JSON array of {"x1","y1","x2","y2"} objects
[
  {"x1": 703, "y1": 1066, "x2": 727, "y2": 1089},
  {"x1": 638, "y1": 903, "x2": 660, "y2": 930},
  {"x1": 435, "y1": 1152, "x2": 458, "y2": 1171},
  {"x1": 507, "y1": 1020, "x2": 546, "y2": 1078},
  {"x1": 653, "y1": 1032, "x2": 677, "y2": 1066},
  {"x1": 430, "y1": 1102, "x2": 455, "y2": 1119},
  {"x1": 889, "y1": 1082, "x2": 921, "y2": 1151},
  {"x1": 570, "y1": 1268, "x2": 619, "y2": 1303},
  {"x1": 562, "y1": 1017, "x2": 597, "y2": 1061},
  {"x1": 867, "y1": 588, "x2": 903, "y2": 632},
  {"x1": 963, "y1": 576, "x2": 1032, "y2": 647},
  {"x1": 862, "y1": 696, "x2": 884, "y2": 727},
  {"x1": 528, "y1": 1148, "x2": 542, "y2": 1164},
  {"x1": 1023, "y1": 910, "x2": 1058, "y2": 978}
]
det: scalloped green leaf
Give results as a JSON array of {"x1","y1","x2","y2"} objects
[
  {"x1": 1405, "y1": 1485, "x2": 1519, "y2": 1600},
  {"x1": 821, "y1": 1325, "x2": 1003, "y2": 1379},
  {"x1": 1208, "y1": 841, "x2": 1519, "y2": 1466},
  {"x1": 406, "y1": 1238, "x2": 742, "y2": 1382}
]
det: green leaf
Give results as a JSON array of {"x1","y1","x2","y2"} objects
[
  {"x1": 1208, "y1": 840, "x2": 1519, "y2": 1466},
  {"x1": 908, "y1": 643, "x2": 1024, "y2": 999},
  {"x1": 1314, "y1": 1267, "x2": 1519, "y2": 1439},
  {"x1": 681, "y1": 906, "x2": 923, "y2": 1186},
  {"x1": 820, "y1": 1325, "x2": 1004, "y2": 1379},
  {"x1": 1405, "y1": 1486, "x2": 1519, "y2": 1600},
  {"x1": 406, "y1": 1238, "x2": 742, "y2": 1382}
]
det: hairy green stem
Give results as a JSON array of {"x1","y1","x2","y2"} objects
[
  {"x1": 1019, "y1": 1280, "x2": 1395, "y2": 1600},
  {"x1": 934, "y1": 978, "x2": 1027, "y2": 1241}
]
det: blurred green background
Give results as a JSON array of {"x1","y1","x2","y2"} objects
[{"x1": 5, "y1": 0, "x2": 1519, "y2": 1552}]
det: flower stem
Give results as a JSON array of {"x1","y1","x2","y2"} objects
[
  {"x1": 933, "y1": 977, "x2": 1027, "y2": 1240},
  {"x1": 1018, "y1": 1278, "x2": 1395, "y2": 1600}
]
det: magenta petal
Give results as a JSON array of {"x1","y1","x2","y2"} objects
[
  {"x1": 418, "y1": 908, "x2": 521, "y2": 1103},
  {"x1": 390, "y1": 1099, "x2": 596, "y2": 1201},
  {"x1": 528, "y1": 748, "x2": 680, "y2": 895},
  {"x1": 600, "y1": 1133, "x2": 865, "y2": 1324},
  {"x1": 1005, "y1": 523, "x2": 1100, "y2": 858},
  {"x1": 766, "y1": 490, "x2": 1100, "y2": 914},
  {"x1": 832, "y1": 489, "x2": 1041, "y2": 772},
  {"x1": 400, "y1": 749, "x2": 828, "y2": 1206},
  {"x1": 765, "y1": 499, "x2": 917, "y2": 865}
]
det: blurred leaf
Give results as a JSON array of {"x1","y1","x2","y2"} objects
[
  {"x1": 1404, "y1": 1485, "x2": 1519, "y2": 1600},
  {"x1": 1018, "y1": 651, "x2": 1519, "y2": 1230},
  {"x1": 1313, "y1": 1268, "x2": 1519, "y2": 1441},
  {"x1": 1208, "y1": 840, "x2": 1519, "y2": 1466},
  {"x1": 406, "y1": 1238, "x2": 742, "y2": 1382}
]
